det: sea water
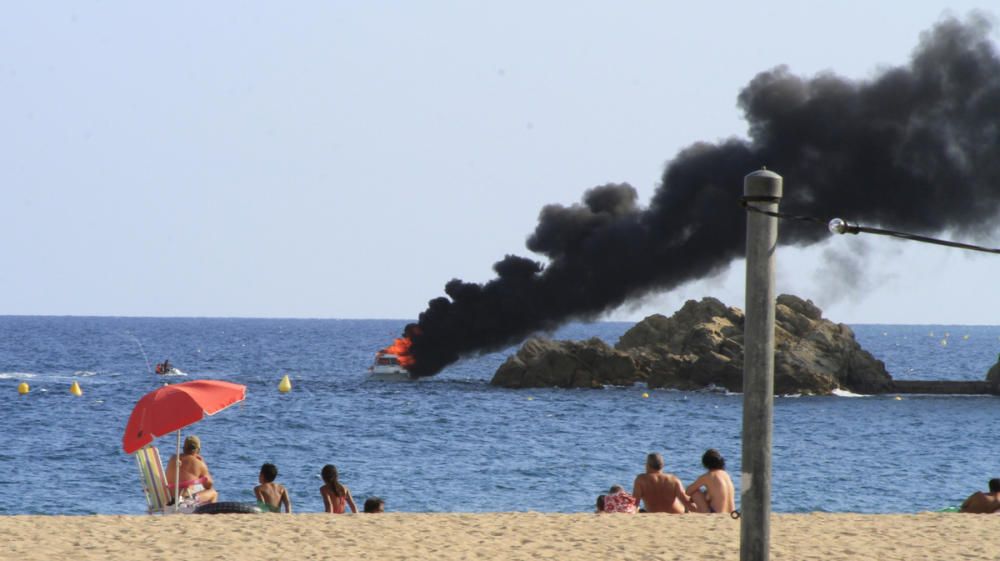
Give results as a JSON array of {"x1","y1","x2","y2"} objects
[{"x1": 1, "y1": 316, "x2": 999, "y2": 515}]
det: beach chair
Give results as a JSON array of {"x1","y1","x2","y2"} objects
[
  {"x1": 134, "y1": 445, "x2": 171, "y2": 513},
  {"x1": 134, "y1": 444, "x2": 257, "y2": 515},
  {"x1": 134, "y1": 445, "x2": 201, "y2": 514}
]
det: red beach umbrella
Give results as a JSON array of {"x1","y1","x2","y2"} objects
[{"x1": 122, "y1": 380, "x2": 246, "y2": 454}]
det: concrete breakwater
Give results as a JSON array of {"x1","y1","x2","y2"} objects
[{"x1": 890, "y1": 380, "x2": 998, "y2": 395}]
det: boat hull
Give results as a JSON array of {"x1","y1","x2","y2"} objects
[{"x1": 368, "y1": 370, "x2": 414, "y2": 382}]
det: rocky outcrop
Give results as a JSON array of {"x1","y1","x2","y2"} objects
[
  {"x1": 491, "y1": 337, "x2": 641, "y2": 389},
  {"x1": 490, "y1": 294, "x2": 894, "y2": 395},
  {"x1": 616, "y1": 296, "x2": 746, "y2": 391},
  {"x1": 773, "y1": 295, "x2": 891, "y2": 394}
]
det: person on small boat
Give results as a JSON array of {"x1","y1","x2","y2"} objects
[
  {"x1": 155, "y1": 359, "x2": 171, "y2": 375},
  {"x1": 960, "y1": 478, "x2": 1000, "y2": 513},
  {"x1": 165, "y1": 435, "x2": 218, "y2": 504}
]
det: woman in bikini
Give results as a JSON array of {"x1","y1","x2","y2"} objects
[
  {"x1": 685, "y1": 448, "x2": 735, "y2": 514},
  {"x1": 319, "y1": 464, "x2": 357, "y2": 513},
  {"x1": 165, "y1": 435, "x2": 218, "y2": 504}
]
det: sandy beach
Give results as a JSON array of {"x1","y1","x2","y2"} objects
[{"x1": 2, "y1": 512, "x2": 997, "y2": 561}]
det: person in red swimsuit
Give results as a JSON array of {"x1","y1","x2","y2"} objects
[
  {"x1": 319, "y1": 464, "x2": 357, "y2": 513},
  {"x1": 165, "y1": 435, "x2": 218, "y2": 504}
]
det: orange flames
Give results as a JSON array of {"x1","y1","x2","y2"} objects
[{"x1": 381, "y1": 336, "x2": 415, "y2": 369}]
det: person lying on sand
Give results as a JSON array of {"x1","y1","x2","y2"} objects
[
  {"x1": 165, "y1": 435, "x2": 218, "y2": 504},
  {"x1": 685, "y1": 449, "x2": 736, "y2": 514},
  {"x1": 960, "y1": 478, "x2": 1000, "y2": 513},
  {"x1": 603, "y1": 485, "x2": 638, "y2": 513},
  {"x1": 254, "y1": 463, "x2": 291, "y2": 513},
  {"x1": 632, "y1": 452, "x2": 695, "y2": 513}
]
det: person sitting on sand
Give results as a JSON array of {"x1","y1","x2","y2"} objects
[
  {"x1": 254, "y1": 463, "x2": 291, "y2": 513},
  {"x1": 960, "y1": 478, "x2": 1000, "y2": 513},
  {"x1": 685, "y1": 449, "x2": 736, "y2": 514},
  {"x1": 603, "y1": 484, "x2": 638, "y2": 513},
  {"x1": 595, "y1": 495, "x2": 606, "y2": 513},
  {"x1": 364, "y1": 496, "x2": 385, "y2": 513},
  {"x1": 320, "y1": 464, "x2": 358, "y2": 514},
  {"x1": 632, "y1": 452, "x2": 695, "y2": 513},
  {"x1": 165, "y1": 435, "x2": 218, "y2": 504}
]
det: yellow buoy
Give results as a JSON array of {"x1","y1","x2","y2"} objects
[
  {"x1": 642, "y1": 392, "x2": 650, "y2": 398},
  {"x1": 70, "y1": 381, "x2": 83, "y2": 397},
  {"x1": 18, "y1": 382, "x2": 30, "y2": 395},
  {"x1": 278, "y1": 374, "x2": 292, "y2": 393}
]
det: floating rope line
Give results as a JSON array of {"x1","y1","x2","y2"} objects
[{"x1": 740, "y1": 199, "x2": 1000, "y2": 256}]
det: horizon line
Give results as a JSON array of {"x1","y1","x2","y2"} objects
[{"x1": 0, "y1": 313, "x2": 998, "y2": 327}]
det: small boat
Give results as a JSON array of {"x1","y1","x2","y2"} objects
[
  {"x1": 155, "y1": 361, "x2": 187, "y2": 377},
  {"x1": 368, "y1": 352, "x2": 411, "y2": 381}
]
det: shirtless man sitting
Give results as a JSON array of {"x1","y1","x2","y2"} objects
[
  {"x1": 165, "y1": 435, "x2": 218, "y2": 504},
  {"x1": 254, "y1": 463, "x2": 291, "y2": 513},
  {"x1": 960, "y1": 478, "x2": 1000, "y2": 513},
  {"x1": 685, "y1": 448, "x2": 736, "y2": 514},
  {"x1": 632, "y1": 452, "x2": 695, "y2": 513}
]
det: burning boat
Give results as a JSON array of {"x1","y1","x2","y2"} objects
[
  {"x1": 369, "y1": 333, "x2": 416, "y2": 380},
  {"x1": 368, "y1": 351, "x2": 412, "y2": 381}
]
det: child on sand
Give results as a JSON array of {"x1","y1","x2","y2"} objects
[
  {"x1": 364, "y1": 496, "x2": 385, "y2": 513},
  {"x1": 595, "y1": 495, "x2": 606, "y2": 513},
  {"x1": 254, "y1": 463, "x2": 291, "y2": 513},
  {"x1": 320, "y1": 464, "x2": 358, "y2": 514}
]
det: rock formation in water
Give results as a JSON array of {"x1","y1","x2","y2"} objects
[
  {"x1": 489, "y1": 337, "x2": 639, "y2": 389},
  {"x1": 491, "y1": 294, "x2": 893, "y2": 395}
]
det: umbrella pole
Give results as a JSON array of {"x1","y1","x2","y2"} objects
[{"x1": 174, "y1": 431, "x2": 181, "y2": 513}]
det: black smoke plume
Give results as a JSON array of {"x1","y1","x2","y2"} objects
[{"x1": 402, "y1": 15, "x2": 1000, "y2": 377}]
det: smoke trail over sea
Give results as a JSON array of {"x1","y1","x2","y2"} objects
[{"x1": 399, "y1": 15, "x2": 1000, "y2": 377}]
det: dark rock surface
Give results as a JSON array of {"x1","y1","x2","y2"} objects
[
  {"x1": 491, "y1": 337, "x2": 640, "y2": 389},
  {"x1": 490, "y1": 294, "x2": 894, "y2": 395}
]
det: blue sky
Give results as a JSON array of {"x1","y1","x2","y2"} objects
[{"x1": 2, "y1": 1, "x2": 998, "y2": 323}]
